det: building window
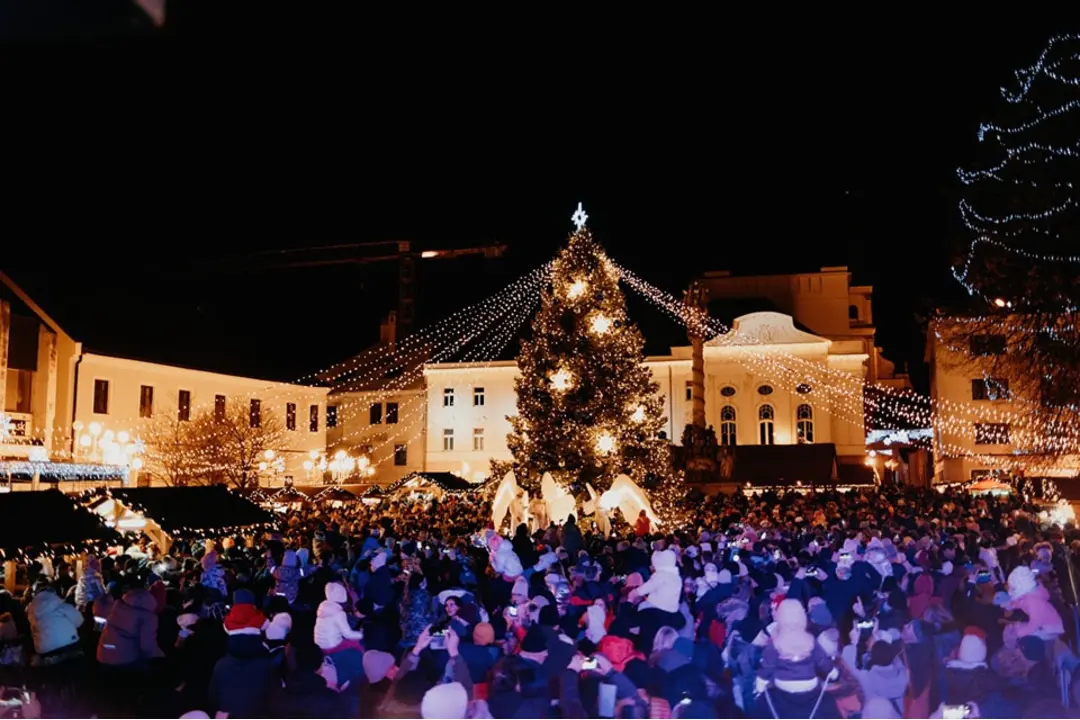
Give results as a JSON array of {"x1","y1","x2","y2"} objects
[
  {"x1": 796, "y1": 403, "x2": 814, "y2": 444},
  {"x1": 286, "y1": 403, "x2": 297, "y2": 431},
  {"x1": 177, "y1": 389, "x2": 191, "y2": 422},
  {"x1": 369, "y1": 403, "x2": 382, "y2": 425},
  {"x1": 720, "y1": 386, "x2": 736, "y2": 397},
  {"x1": 250, "y1": 399, "x2": 261, "y2": 428},
  {"x1": 685, "y1": 381, "x2": 692, "y2": 401},
  {"x1": 215, "y1": 394, "x2": 226, "y2": 422},
  {"x1": 720, "y1": 405, "x2": 737, "y2": 446},
  {"x1": 327, "y1": 405, "x2": 338, "y2": 428},
  {"x1": 849, "y1": 304, "x2": 859, "y2": 320},
  {"x1": 93, "y1": 379, "x2": 110, "y2": 415},
  {"x1": 971, "y1": 377, "x2": 1010, "y2": 401},
  {"x1": 974, "y1": 423, "x2": 1010, "y2": 445},
  {"x1": 796, "y1": 383, "x2": 812, "y2": 394},
  {"x1": 443, "y1": 388, "x2": 455, "y2": 407},
  {"x1": 473, "y1": 427, "x2": 484, "y2": 451},
  {"x1": 138, "y1": 385, "x2": 154, "y2": 418},
  {"x1": 970, "y1": 334, "x2": 1006, "y2": 356},
  {"x1": 386, "y1": 402, "x2": 398, "y2": 424},
  {"x1": 394, "y1": 444, "x2": 408, "y2": 466},
  {"x1": 757, "y1": 384, "x2": 774, "y2": 396},
  {"x1": 758, "y1": 404, "x2": 775, "y2": 445},
  {"x1": 309, "y1": 404, "x2": 319, "y2": 432},
  {"x1": 442, "y1": 429, "x2": 454, "y2": 451},
  {"x1": 474, "y1": 387, "x2": 485, "y2": 406}
]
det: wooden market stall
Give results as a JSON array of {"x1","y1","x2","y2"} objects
[
  {"x1": 311, "y1": 486, "x2": 357, "y2": 506},
  {"x1": 384, "y1": 472, "x2": 478, "y2": 502},
  {"x1": 0, "y1": 489, "x2": 118, "y2": 591},
  {"x1": 82, "y1": 485, "x2": 276, "y2": 554}
]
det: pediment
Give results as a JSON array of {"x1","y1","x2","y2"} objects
[{"x1": 704, "y1": 311, "x2": 830, "y2": 347}]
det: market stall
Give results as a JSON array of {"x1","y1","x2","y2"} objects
[
  {"x1": 311, "y1": 486, "x2": 356, "y2": 506},
  {"x1": 384, "y1": 472, "x2": 478, "y2": 502},
  {"x1": 81, "y1": 485, "x2": 276, "y2": 554},
  {"x1": 0, "y1": 489, "x2": 118, "y2": 591}
]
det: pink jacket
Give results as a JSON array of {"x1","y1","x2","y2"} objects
[{"x1": 1010, "y1": 585, "x2": 1064, "y2": 638}]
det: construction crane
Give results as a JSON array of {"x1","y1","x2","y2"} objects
[{"x1": 227, "y1": 240, "x2": 508, "y2": 344}]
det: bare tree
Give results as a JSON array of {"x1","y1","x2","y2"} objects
[
  {"x1": 137, "y1": 414, "x2": 210, "y2": 486},
  {"x1": 200, "y1": 400, "x2": 285, "y2": 489}
]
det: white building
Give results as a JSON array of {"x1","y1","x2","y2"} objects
[
  {"x1": 325, "y1": 386, "x2": 427, "y2": 486},
  {"x1": 418, "y1": 311, "x2": 869, "y2": 482},
  {"x1": 73, "y1": 353, "x2": 328, "y2": 486}
]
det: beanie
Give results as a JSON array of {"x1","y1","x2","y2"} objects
[{"x1": 421, "y1": 681, "x2": 468, "y2": 719}]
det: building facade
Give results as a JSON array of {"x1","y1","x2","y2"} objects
[
  {"x1": 324, "y1": 386, "x2": 427, "y2": 485},
  {"x1": 1, "y1": 272, "x2": 328, "y2": 489},
  {"x1": 415, "y1": 311, "x2": 869, "y2": 483},
  {"x1": 925, "y1": 317, "x2": 1075, "y2": 485}
]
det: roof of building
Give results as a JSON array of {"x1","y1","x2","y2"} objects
[
  {"x1": 706, "y1": 298, "x2": 818, "y2": 336},
  {"x1": 97, "y1": 485, "x2": 276, "y2": 536},
  {"x1": 386, "y1": 471, "x2": 477, "y2": 494},
  {"x1": 0, "y1": 489, "x2": 118, "y2": 551},
  {"x1": 733, "y1": 444, "x2": 839, "y2": 486}
]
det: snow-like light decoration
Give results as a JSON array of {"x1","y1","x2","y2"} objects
[
  {"x1": 630, "y1": 405, "x2": 646, "y2": 423},
  {"x1": 594, "y1": 431, "x2": 616, "y2": 455},
  {"x1": 954, "y1": 33, "x2": 1080, "y2": 303},
  {"x1": 571, "y1": 202, "x2": 588, "y2": 231},
  {"x1": 550, "y1": 368, "x2": 574, "y2": 392},
  {"x1": 590, "y1": 314, "x2": 612, "y2": 335},
  {"x1": 0, "y1": 461, "x2": 128, "y2": 481},
  {"x1": 567, "y1": 279, "x2": 587, "y2": 299}
]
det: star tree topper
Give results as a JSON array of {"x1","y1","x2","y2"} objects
[{"x1": 571, "y1": 202, "x2": 588, "y2": 231}]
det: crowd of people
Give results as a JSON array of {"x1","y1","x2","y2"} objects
[{"x1": 0, "y1": 483, "x2": 1078, "y2": 719}]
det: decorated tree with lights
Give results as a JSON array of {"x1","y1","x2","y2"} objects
[
  {"x1": 138, "y1": 414, "x2": 210, "y2": 486},
  {"x1": 201, "y1": 401, "x2": 284, "y2": 489},
  {"x1": 943, "y1": 33, "x2": 1080, "y2": 435},
  {"x1": 505, "y1": 205, "x2": 670, "y2": 495}
]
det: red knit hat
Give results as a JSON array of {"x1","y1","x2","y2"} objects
[{"x1": 223, "y1": 604, "x2": 267, "y2": 634}]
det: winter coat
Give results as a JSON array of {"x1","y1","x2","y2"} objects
[
  {"x1": 1008, "y1": 585, "x2": 1064, "y2": 639},
  {"x1": 97, "y1": 589, "x2": 164, "y2": 666},
  {"x1": 633, "y1": 550, "x2": 681, "y2": 613},
  {"x1": 273, "y1": 565, "x2": 301, "y2": 605},
  {"x1": 841, "y1": 645, "x2": 907, "y2": 710},
  {"x1": 27, "y1": 591, "x2": 83, "y2": 655},
  {"x1": 74, "y1": 569, "x2": 106, "y2": 610},
  {"x1": 267, "y1": 669, "x2": 352, "y2": 718},
  {"x1": 748, "y1": 685, "x2": 841, "y2": 719},
  {"x1": 314, "y1": 600, "x2": 363, "y2": 651},
  {"x1": 208, "y1": 634, "x2": 276, "y2": 718},
  {"x1": 399, "y1": 578, "x2": 433, "y2": 649}
]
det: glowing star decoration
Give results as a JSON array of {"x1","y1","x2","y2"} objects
[
  {"x1": 590, "y1": 314, "x2": 612, "y2": 335},
  {"x1": 567, "y1": 279, "x2": 587, "y2": 299},
  {"x1": 631, "y1": 405, "x2": 645, "y2": 423},
  {"x1": 550, "y1": 368, "x2": 574, "y2": 392},
  {"x1": 595, "y1": 431, "x2": 616, "y2": 455},
  {"x1": 571, "y1": 202, "x2": 588, "y2": 231}
]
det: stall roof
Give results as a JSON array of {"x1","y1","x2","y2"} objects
[
  {"x1": 387, "y1": 472, "x2": 477, "y2": 494},
  {"x1": 101, "y1": 486, "x2": 276, "y2": 534},
  {"x1": 0, "y1": 489, "x2": 118, "y2": 551}
]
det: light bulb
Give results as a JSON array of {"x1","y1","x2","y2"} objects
[
  {"x1": 567, "y1": 280, "x2": 587, "y2": 299},
  {"x1": 550, "y1": 368, "x2": 574, "y2": 392},
  {"x1": 595, "y1": 431, "x2": 616, "y2": 455},
  {"x1": 590, "y1": 314, "x2": 612, "y2": 335}
]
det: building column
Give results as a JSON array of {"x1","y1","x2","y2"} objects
[
  {"x1": 31, "y1": 327, "x2": 57, "y2": 452},
  {"x1": 0, "y1": 301, "x2": 9, "y2": 413}
]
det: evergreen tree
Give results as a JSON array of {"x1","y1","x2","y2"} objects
[{"x1": 505, "y1": 209, "x2": 669, "y2": 492}]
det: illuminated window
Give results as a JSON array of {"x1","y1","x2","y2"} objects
[
  {"x1": 720, "y1": 405, "x2": 736, "y2": 446},
  {"x1": 758, "y1": 404, "x2": 775, "y2": 445},
  {"x1": 796, "y1": 404, "x2": 814, "y2": 444}
]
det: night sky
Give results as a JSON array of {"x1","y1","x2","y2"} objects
[{"x1": 1, "y1": 8, "x2": 1072, "y2": 389}]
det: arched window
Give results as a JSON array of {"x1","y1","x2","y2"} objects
[
  {"x1": 796, "y1": 403, "x2": 814, "y2": 444},
  {"x1": 758, "y1": 404, "x2": 775, "y2": 445},
  {"x1": 720, "y1": 405, "x2": 737, "y2": 446}
]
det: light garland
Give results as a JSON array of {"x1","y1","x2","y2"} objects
[
  {"x1": 0, "y1": 461, "x2": 128, "y2": 482},
  {"x1": 954, "y1": 33, "x2": 1080, "y2": 305}
]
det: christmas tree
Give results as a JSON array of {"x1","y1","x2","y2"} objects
[{"x1": 505, "y1": 204, "x2": 670, "y2": 492}]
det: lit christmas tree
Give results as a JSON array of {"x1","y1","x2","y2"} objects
[{"x1": 505, "y1": 204, "x2": 670, "y2": 494}]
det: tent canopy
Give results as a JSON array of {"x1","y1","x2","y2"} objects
[
  {"x1": 385, "y1": 472, "x2": 477, "y2": 498},
  {"x1": 0, "y1": 489, "x2": 118, "y2": 551},
  {"x1": 91, "y1": 485, "x2": 276, "y2": 536}
]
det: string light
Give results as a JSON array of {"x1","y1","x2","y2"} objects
[
  {"x1": 549, "y1": 368, "x2": 575, "y2": 392},
  {"x1": 590, "y1": 314, "x2": 612, "y2": 335},
  {"x1": 955, "y1": 33, "x2": 1080, "y2": 304},
  {"x1": 0, "y1": 461, "x2": 129, "y2": 482}
]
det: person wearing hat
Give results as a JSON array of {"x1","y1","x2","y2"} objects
[
  {"x1": 208, "y1": 590, "x2": 275, "y2": 719},
  {"x1": 314, "y1": 583, "x2": 364, "y2": 655}
]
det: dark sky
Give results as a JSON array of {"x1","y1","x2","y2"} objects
[{"x1": 1, "y1": 7, "x2": 1073, "y2": 388}]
